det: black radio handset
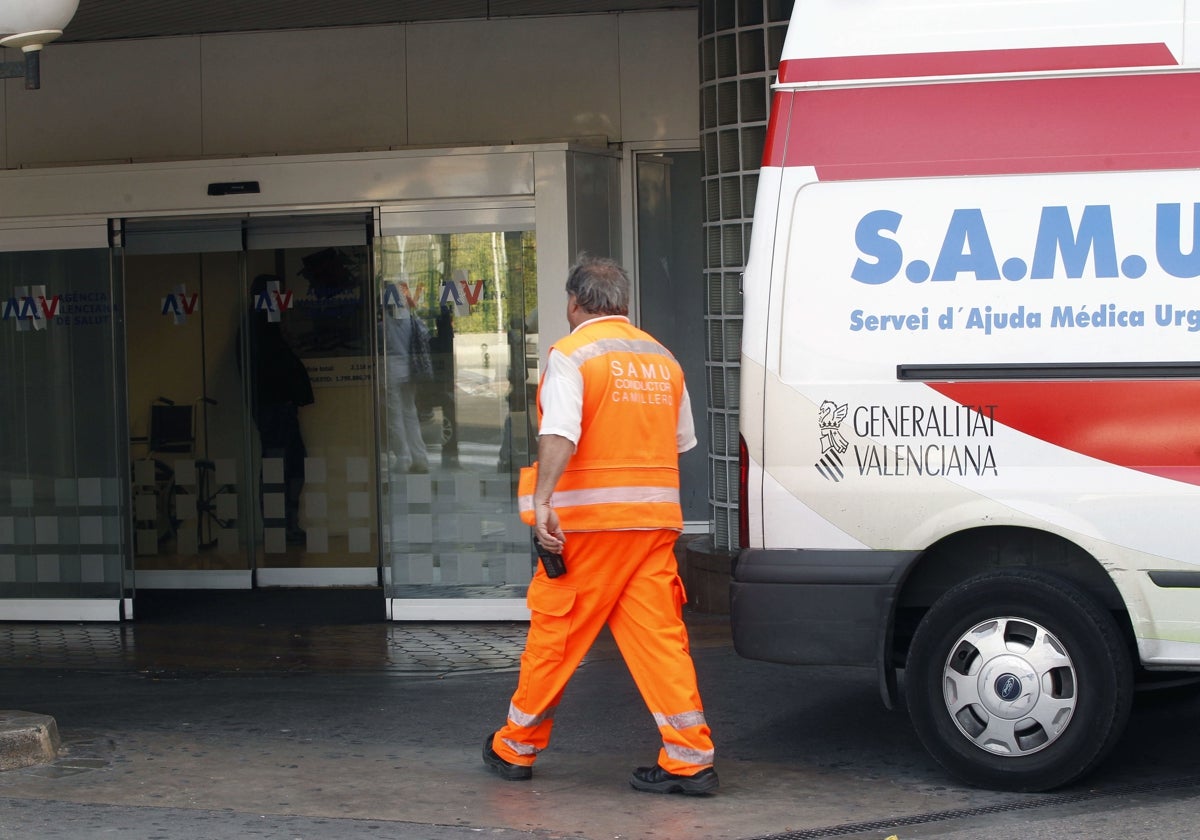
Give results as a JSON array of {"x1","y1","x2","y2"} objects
[{"x1": 536, "y1": 542, "x2": 567, "y2": 578}]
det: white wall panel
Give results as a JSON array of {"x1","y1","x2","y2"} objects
[
  {"x1": 619, "y1": 12, "x2": 698, "y2": 142},
  {"x1": 407, "y1": 16, "x2": 621, "y2": 147},
  {"x1": 0, "y1": 11, "x2": 696, "y2": 170},
  {"x1": 5, "y1": 39, "x2": 203, "y2": 167},
  {"x1": 201, "y1": 26, "x2": 407, "y2": 156}
]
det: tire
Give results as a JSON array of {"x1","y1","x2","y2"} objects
[{"x1": 905, "y1": 569, "x2": 1132, "y2": 791}]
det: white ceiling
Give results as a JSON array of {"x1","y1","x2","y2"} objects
[{"x1": 58, "y1": 0, "x2": 698, "y2": 43}]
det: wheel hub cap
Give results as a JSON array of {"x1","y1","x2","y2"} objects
[
  {"x1": 942, "y1": 617, "x2": 1077, "y2": 757},
  {"x1": 979, "y1": 657, "x2": 1037, "y2": 718}
]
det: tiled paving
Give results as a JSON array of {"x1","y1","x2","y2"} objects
[
  {"x1": 0, "y1": 614, "x2": 730, "y2": 677},
  {"x1": 0, "y1": 622, "x2": 530, "y2": 676}
]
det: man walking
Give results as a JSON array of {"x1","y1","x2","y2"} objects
[{"x1": 483, "y1": 256, "x2": 717, "y2": 795}]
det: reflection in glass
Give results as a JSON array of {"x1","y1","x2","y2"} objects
[{"x1": 377, "y1": 231, "x2": 538, "y2": 598}]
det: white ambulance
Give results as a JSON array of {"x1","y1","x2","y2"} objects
[{"x1": 732, "y1": 0, "x2": 1200, "y2": 791}]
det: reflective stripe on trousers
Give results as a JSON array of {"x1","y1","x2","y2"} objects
[{"x1": 654, "y1": 710, "x2": 715, "y2": 766}]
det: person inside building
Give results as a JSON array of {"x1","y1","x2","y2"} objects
[
  {"x1": 482, "y1": 255, "x2": 717, "y2": 795},
  {"x1": 246, "y1": 273, "x2": 314, "y2": 545}
]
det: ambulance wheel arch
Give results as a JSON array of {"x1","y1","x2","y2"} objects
[
  {"x1": 904, "y1": 569, "x2": 1133, "y2": 792},
  {"x1": 889, "y1": 525, "x2": 1131, "y2": 666}
]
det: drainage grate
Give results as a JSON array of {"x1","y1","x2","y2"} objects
[{"x1": 745, "y1": 775, "x2": 1200, "y2": 840}]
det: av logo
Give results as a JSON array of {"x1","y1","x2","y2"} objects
[
  {"x1": 254, "y1": 279, "x2": 293, "y2": 323},
  {"x1": 381, "y1": 279, "x2": 425, "y2": 318},
  {"x1": 815, "y1": 400, "x2": 850, "y2": 482},
  {"x1": 160, "y1": 285, "x2": 199, "y2": 325},
  {"x1": 440, "y1": 269, "x2": 485, "y2": 316},
  {"x1": 2, "y1": 285, "x2": 60, "y2": 332}
]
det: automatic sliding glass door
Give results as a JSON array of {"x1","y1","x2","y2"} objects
[
  {"x1": 122, "y1": 206, "x2": 542, "y2": 615},
  {"x1": 123, "y1": 213, "x2": 379, "y2": 589},
  {"x1": 245, "y1": 220, "x2": 377, "y2": 585}
]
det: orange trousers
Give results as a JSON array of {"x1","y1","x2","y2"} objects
[{"x1": 491, "y1": 528, "x2": 714, "y2": 775}]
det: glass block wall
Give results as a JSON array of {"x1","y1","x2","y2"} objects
[{"x1": 700, "y1": 0, "x2": 793, "y2": 550}]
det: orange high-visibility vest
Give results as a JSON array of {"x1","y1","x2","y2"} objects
[{"x1": 519, "y1": 318, "x2": 685, "y2": 532}]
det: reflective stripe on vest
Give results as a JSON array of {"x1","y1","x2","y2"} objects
[
  {"x1": 517, "y1": 462, "x2": 683, "y2": 531},
  {"x1": 564, "y1": 336, "x2": 673, "y2": 367},
  {"x1": 519, "y1": 483, "x2": 681, "y2": 518}
]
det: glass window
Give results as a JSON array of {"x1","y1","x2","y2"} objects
[
  {"x1": 377, "y1": 230, "x2": 538, "y2": 600},
  {"x1": 0, "y1": 248, "x2": 126, "y2": 599}
]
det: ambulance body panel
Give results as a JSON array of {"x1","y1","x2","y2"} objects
[{"x1": 732, "y1": 0, "x2": 1200, "y2": 791}]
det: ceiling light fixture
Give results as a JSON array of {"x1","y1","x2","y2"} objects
[{"x1": 0, "y1": 0, "x2": 79, "y2": 89}]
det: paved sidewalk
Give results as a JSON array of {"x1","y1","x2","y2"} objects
[{"x1": 0, "y1": 612, "x2": 1191, "y2": 839}]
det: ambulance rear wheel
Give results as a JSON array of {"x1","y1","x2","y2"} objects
[{"x1": 905, "y1": 569, "x2": 1132, "y2": 791}]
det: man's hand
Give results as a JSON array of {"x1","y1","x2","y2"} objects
[
  {"x1": 533, "y1": 433, "x2": 574, "y2": 554},
  {"x1": 535, "y1": 502, "x2": 565, "y2": 553}
]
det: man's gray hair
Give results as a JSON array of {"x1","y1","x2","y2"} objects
[{"x1": 565, "y1": 255, "x2": 630, "y2": 316}]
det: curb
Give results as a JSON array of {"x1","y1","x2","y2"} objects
[{"x1": 0, "y1": 710, "x2": 60, "y2": 770}]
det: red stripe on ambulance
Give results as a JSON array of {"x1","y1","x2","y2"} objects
[
  {"x1": 765, "y1": 72, "x2": 1200, "y2": 178},
  {"x1": 928, "y1": 380, "x2": 1200, "y2": 486}
]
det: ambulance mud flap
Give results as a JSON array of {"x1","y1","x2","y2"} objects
[{"x1": 729, "y1": 548, "x2": 920, "y2": 676}]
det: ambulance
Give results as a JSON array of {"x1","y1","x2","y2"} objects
[{"x1": 731, "y1": 0, "x2": 1200, "y2": 791}]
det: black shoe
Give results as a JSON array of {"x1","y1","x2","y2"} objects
[
  {"x1": 483, "y1": 732, "x2": 532, "y2": 781},
  {"x1": 630, "y1": 764, "x2": 719, "y2": 795}
]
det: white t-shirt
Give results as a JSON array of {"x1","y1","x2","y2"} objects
[{"x1": 537, "y1": 315, "x2": 697, "y2": 453}]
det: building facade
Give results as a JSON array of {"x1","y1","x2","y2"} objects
[{"x1": 0, "y1": 1, "x2": 788, "y2": 621}]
